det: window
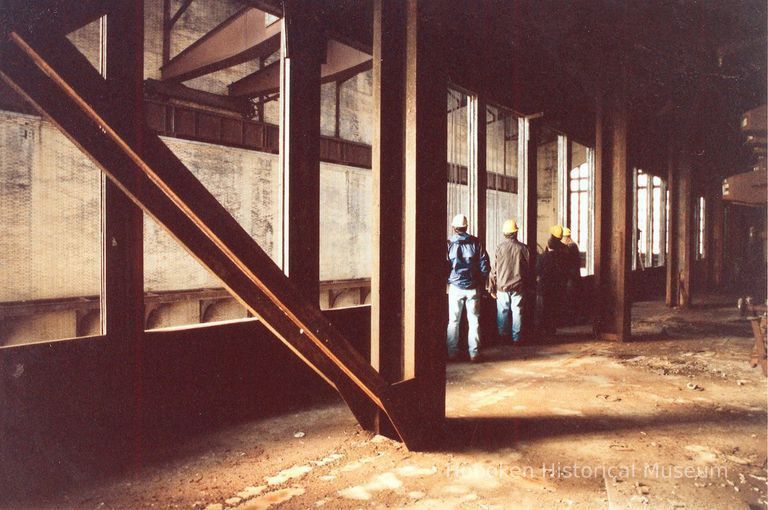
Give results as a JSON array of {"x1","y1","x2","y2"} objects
[
  {"x1": 143, "y1": 139, "x2": 280, "y2": 329},
  {"x1": 485, "y1": 104, "x2": 523, "y2": 261},
  {"x1": 568, "y1": 142, "x2": 595, "y2": 276},
  {"x1": 633, "y1": 169, "x2": 667, "y2": 269},
  {"x1": 536, "y1": 127, "x2": 561, "y2": 249},
  {"x1": 696, "y1": 196, "x2": 706, "y2": 260},
  {"x1": 651, "y1": 176, "x2": 664, "y2": 266},
  {"x1": 265, "y1": 13, "x2": 280, "y2": 27},
  {"x1": 1, "y1": 22, "x2": 105, "y2": 348},
  {"x1": 447, "y1": 87, "x2": 470, "y2": 236}
]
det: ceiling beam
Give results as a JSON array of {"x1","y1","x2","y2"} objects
[
  {"x1": 229, "y1": 38, "x2": 372, "y2": 97},
  {"x1": 161, "y1": 7, "x2": 281, "y2": 83}
]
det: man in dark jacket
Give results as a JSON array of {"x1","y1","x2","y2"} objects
[
  {"x1": 561, "y1": 227, "x2": 582, "y2": 323},
  {"x1": 447, "y1": 213, "x2": 490, "y2": 362},
  {"x1": 489, "y1": 219, "x2": 530, "y2": 344},
  {"x1": 537, "y1": 227, "x2": 566, "y2": 335}
]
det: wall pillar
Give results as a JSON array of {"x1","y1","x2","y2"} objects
[
  {"x1": 278, "y1": 0, "x2": 322, "y2": 301},
  {"x1": 468, "y1": 96, "x2": 487, "y2": 242},
  {"x1": 593, "y1": 65, "x2": 632, "y2": 342},
  {"x1": 104, "y1": 0, "x2": 145, "y2": 469},
  {"x1": 711, "y1": 186, "x2": 725, "y2": 288},
  {"x1": 677, "y1": 149, "x2": 694, "y2": 306},
  {"x1": 523, "y1": 117, "x2": 540, "y2": 340},
  {"x1": 402, "y1": 0, "x2": 447, "y2": 446},
  {"x1": 665, "y1": 136, "x2": 679, "y2": 306},
  {"x1": 371, "y1": 0, "x2": 406, "y2": 435}
]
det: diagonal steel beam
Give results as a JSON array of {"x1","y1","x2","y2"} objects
[
  {"x1": 0, "y1": 31, "x2": 419, "y2": 448},
  {"x1": 229, "y1": 39, "x2": 372, "y2": 97},
  {"x1": 161, "y1": 7, "x2": 281, "y2": 83}
]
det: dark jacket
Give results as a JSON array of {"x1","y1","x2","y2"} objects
[
  {"x1": 537, "y1": 237, "x2": 566, "y2": 295},
  {"x1": 447, "y1": 232, "x2": 490, "y2": 289},
  {"x1": 489, "y1": 236, "x2": 530, "y2": 294},
  {"x1": 563, "y1": 241, "x2": 581, "y2": 280}
]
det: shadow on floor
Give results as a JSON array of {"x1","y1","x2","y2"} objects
[{"x1": 439, "y1": 408, "x2": 765, "y2": 452}]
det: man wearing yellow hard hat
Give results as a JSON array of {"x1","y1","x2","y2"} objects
[
  {"x1": 561, "y1": 227, "x2": 582, "y2": 323},
  {"x1": 489, "y1": 219, "x2": 530, "y2": 344},
  {"x1": 537, "y1": 225, "x2": 566, "y2": 335},
  {"x1": 446, "y1": 213, "x2": 490, "y2": 362}
]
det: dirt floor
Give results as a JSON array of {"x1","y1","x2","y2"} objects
[{"x1": 12, "y1": 296, "x2": 768, "y2": 509}]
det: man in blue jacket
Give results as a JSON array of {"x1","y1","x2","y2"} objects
[{"x1": 447, "y1": 214, "x2": 490, "y2": 362}]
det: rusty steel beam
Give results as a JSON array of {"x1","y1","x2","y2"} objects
[
  {"x1": 401, "y1": 0, "x2": 448, "y2": 447},
  {"x1": 277, "y1": 0, "x2": 323, "y2": 307},
  {"x1": 722, "y1": 169, "x2": 767, "y2": 206},
  {"x1": 371, "y1": 0, "x2": 406, "y2": 438},
  {"x1": 229, "y1": 39, "x2": 372, "y2": 97},
  {"x1": 161, "y1": 7, "x2": 281, "y2": 83},
  {"x1": 167, "y1": 0, "x2": 195, "y2": 29},
  {"x1": 229, "y1": 60, "x2": 280, "y2": 96},
  {"x1": 593, "y1": 63, "x2": 632, "y2": 342},
  {"x1": 0, "y1": 30, "x2": 420, "y2": 449}
]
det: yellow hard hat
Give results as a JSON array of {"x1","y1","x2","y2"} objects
[
  {"x1": 451, "y1": 214, "x2": 468, "y2": 228},
  {"x1": 502, "y1": 219, "x2": 519, "y2": 235},
  {"x1": 550, "y1": 225, "x2": 563, "y2": 239},
  {"x1": 563, "y1": 227, "x2": 571, "y2": 237}
]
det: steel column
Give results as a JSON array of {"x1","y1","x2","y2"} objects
[
  {"x1": 402, "y1": 0, "x2": 448, "y2": 446},
  {"x1": 278, "y1": 0, "x2": 323, "y2": 302},
  {"x1": 594, "y1": 64, "x2": 632, "y2": 342},
  {"x1": 371, "y1": 0, "x2": 406, "y2": 436}
]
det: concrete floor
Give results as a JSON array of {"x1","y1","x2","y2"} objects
[{"x1": 19, "y1": 296, "x2": 768, "y2": 509}]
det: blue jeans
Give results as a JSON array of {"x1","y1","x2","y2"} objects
[
  {"x1": 446, "y1": 285, "x2": 481, "y2": 358},
  {"x1": 496, "y1": 290, "x2": 523, "y2": 342}
]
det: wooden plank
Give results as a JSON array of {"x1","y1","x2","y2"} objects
[
  {"x1": 0, "y1": 31, "x2": 418, "y2": 448},
  {"x1": 371, "y1": 0, "x2": 406, "y2": 437}
]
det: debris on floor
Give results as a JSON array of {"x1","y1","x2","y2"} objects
[{"x1": 17, "y1": 298, "x2": 768, "y2": 509}]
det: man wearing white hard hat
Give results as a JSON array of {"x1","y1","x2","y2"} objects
[
  {"x1": 489, "y1": 219, "x2": 530, "y2": 344},
  {"x1": 446, "y1": 213, "x2": 490, "y2": 362}
]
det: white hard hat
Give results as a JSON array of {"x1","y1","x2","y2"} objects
[{"x1": 451, "y1": 214, "x2": 468, "y2": 229}]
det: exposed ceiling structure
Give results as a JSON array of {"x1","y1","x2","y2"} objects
[{"x1": 2, "y1": 0, "x2": 765, "y2": 179}]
